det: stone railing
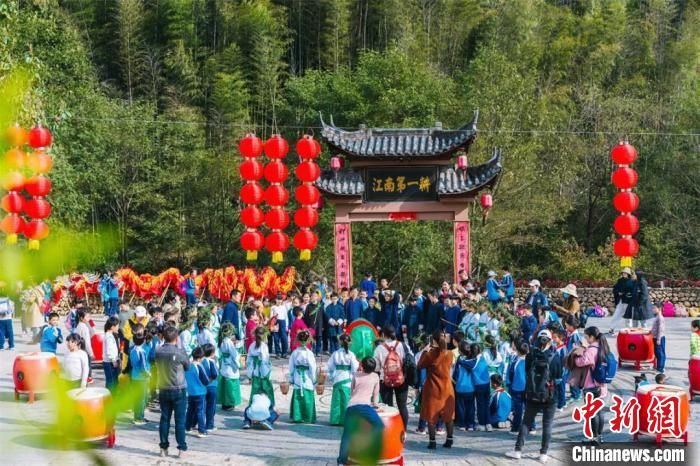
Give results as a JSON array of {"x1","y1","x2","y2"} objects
[{"x1": 515, "y1": 287, "x2": 700, "y2": 310}]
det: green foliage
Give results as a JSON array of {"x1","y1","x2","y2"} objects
[{"x1": 0, "y1": 0, "x2": 699, "y2": 289}]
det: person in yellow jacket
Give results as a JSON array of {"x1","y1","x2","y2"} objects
[{"x1": 123, "y1": 306, "x2": 150, "y2": 343}]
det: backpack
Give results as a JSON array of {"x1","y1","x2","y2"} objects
[
  {"x1": 525, "y1": 349, "x2": 555, "y2": 403},
  {"x1": 591, "y1": 351, "x2": 617, "y2": 384},
  {"x1": 662, "y1": 301, "x2": 675, "y2": 318},
  {"x1": 401, "y1": 342, "x2": 417, "y2": 387},
  {"x1": 382, "y1": 343, "x2": 405, "y2": 388}
]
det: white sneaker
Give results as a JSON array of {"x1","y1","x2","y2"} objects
[
  {"x1": 436, "y1": 429, "x2": 446, "y2": 435},
  {"x1": 476, "y1": 425, "x2": 486, "y2": 432},
  {"x1": 505, "y1": 451, "x2": 522, "y2": 460},
  {"x1": 539, "y1": 454, "x2": 549, "y2": 463},
  {"x1": 486, "y1": 424, "x2": 493, "y2": 432},
  {"x1": 209, "y1": 427, "x2": 218, "y2": 432},
  {"x1": 529, "y1": 429, "x2": 537, "y2": 435}
]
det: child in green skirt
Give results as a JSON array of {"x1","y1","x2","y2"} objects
[
  {"x1": 328, "y1": 333, "x2": 359, "y2": 425},
  {"x1": 246, "y1": 326, "x2": 275, "y2": 407},
  {"x1": 217, "y1": 322, "x2": 241, "y2": 411},
  {"x1": 288, "y1": 330, "x2": 317, "y2": 423}
]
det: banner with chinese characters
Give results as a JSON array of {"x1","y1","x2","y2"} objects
[
  {"x1": 365, "y1": 166, "x2": 437, "y2": 202},
  {"x1": 335, "y1": 223, "x2": 352, "y2": 289},
  {"x1": 454, "y1": 221, "x2": 470, "y2": 282}
]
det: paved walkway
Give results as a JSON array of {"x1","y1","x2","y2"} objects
[{"x1": 1, "y1": 315, "x2": 698, "y2": 465}]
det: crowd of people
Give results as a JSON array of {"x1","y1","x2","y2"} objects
[{"x1": 0, "y1": 266, "x2": 688, "y2": 464}]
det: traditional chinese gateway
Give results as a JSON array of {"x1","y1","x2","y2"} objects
[{"x1": 316, "y1": 112, "x2": 503, "y2": 288}]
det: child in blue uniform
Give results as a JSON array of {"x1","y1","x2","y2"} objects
[
  {"x1": 185, "y1": 346, "x2": 210, "y2": 437},
  {"x1": 453, "y1": 341, "x2": 475, "y2": 430},
  {"x1": 202, "y1": 343, "x2": 219, "y2": 431},
  {"x1": 470, "y1": 343, "x2": 491, "y2": 431},
  {"x1": 507, "y1": 340, "x2": 529, "y2": 435},
  {"x1": 489, "y1": 374, "x2": 512, "y2": 428}
]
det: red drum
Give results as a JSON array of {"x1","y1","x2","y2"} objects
[
  {"x1": 617, "y1": 328, "x2": 655, "y2": 369},
  {"x1": 689, "y1": 355, "x2": 700, "y2": 399},
  {"x1": 635, "y1": 384, "x2": 689, "y2": 446},
  {"x1": 91, "y1": 333, "x2": 104, "y2": 364},
  {"x1": 349, "y1": 405, "x2": 405, "y2": 465},
  {"x1": 13, "y1": 352, "x2": 60, "y2": 403},
  {"x1": 66, "y1": 387, "x2": 116, "y2": 447}
]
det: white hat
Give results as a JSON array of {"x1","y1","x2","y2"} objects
[
  {"x1": 529, "y1": 279, "x2": 541, "y2": 288},
  {"x1": 487, "y1": 270, "x2": 497, "y2": 278},
  {"x1": 559, "y1": 284, "x2": 578, "y2": 298},
  {"x1": 621, "y1": 267, "x2": 632, "y2": 275},
  {"x1": 537, "y1": 329, "x2": 552, "y2": 340},
  {"x1": 134, "y1": 306, "x2": 147, "y2": 317}
]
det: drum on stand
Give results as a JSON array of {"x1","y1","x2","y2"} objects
[
  {"x1": 688, "y1": 355, "x2": 700, "y2": 399},
  {"x1": 13, "y1": 352, "x2": 60, "y2": 403},
  {"x1": 66, "y1": 387, "x2": 116, "y2": 447},
  {"x1": 348, "y1": 405, "x2": 405, "y2": 466},
  {"x1": 635, "y1": 384, "x2": 689, "y2": 446},
  {"x1": 617, "y1": 328, "x2": 655, "y2": 370}
]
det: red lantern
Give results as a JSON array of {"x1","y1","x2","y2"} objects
[
  {"x1": 263, "y1": 160, "x2": 289, "y2": 183},
  {"x1": 612, "y1": 167, "x2": 638, "y2": 189},
  {"x1": 264, "y1": 135, "x2": 288, "y2": 159},
  {"x1": 240, "y1": 183, "x2": 264, "y2": 205},
  {"x1": 480, "y1": 193, "x2": 493, "y2": 210},
  {"x1": 6, "y1": 124, "x2": 28, "y2": 147},
  {"x1": 24, "y1": 219, "x2": 49, "y2": 249},
  {"x1": 294, "y1": 206, "x2": 319, "y2": 228},
  {"x1": 613, "y1": 192, "x2": 639, "y2": 213},
  {"x1": 264, "y1": 185, "x2": 289, "y2": 206},
  {"x1": 239, "y1": 160, "x2": 264, "y2": 181},
  {"x1": 4, "y1": 148, "x2": 26, "y2": 169},
  {"x1": 2, "y1": 171, "x2": 24, "y2": 191},
  {"x1": 613, "y1": 214, "x2": 640, "y2": 236},
  {"x1": 265, "y1": 209, "x2": 290, "y2": 230},
  {"x1": 24, "y1": 176, "x2": 52, "y2": 197},
  {"x1": 238, "y1": 134, "x2": 263, "y2": 158},
  {"x1": 296, "y1": 135, "x2": 320, "y2": 159},
  {"x1": 27, "y1": 150, "x2": 53, "y2": 174},
  {"x1": 614, "y1": 237, "x2": 639, "y2": 257},
  {"x1": 28, "y1": 126, "x2": 52, "y2": 149},
  {"x1": 240, "y1": 206, "x2": 264, "y2": 228},
  {"x1": 295, "y1": 184, "x2": 320, "y2": 205},
  {"x1": 265, "y1": 231, "x2": 289, "y2": 263},
  {"x1": 240, "y1": 230, "x2": 265, "y2": 260},
  {"x1": 1, "y1": 192, "x2": 25, "y2": 214},
  {"x1": 0, "y1": 214, "x2": 24, "y2": 244},
  {"x1": 611, "y1": 142, "x2": 638, "y2": 165},
  {"x1": 457, "y1": 155, "x2": 468, "y2": 170},
  {"x1": 293, "y1": 230, "x2": 318, "y2": 250},
  {"x1": 330, "y1": 156, "x2": 342, "y2": 171},
  {"x1": 295, "y1": 161, "x2": 321, "y2": 182}
]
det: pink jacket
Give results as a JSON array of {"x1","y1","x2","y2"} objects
[
  {"x1": 290, "y1": 319, "x2": 311, "y2": 352},
  {"x1": 570, "y1": 344, "x2": 608, "y2": 397}
]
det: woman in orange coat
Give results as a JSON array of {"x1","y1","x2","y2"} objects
[{"x1": 417, "y1": 330, "x2": 456, "y2": 449}]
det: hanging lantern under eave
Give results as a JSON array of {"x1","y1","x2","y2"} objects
[
  {"x1": 295, "y1": 161, "x2": 321, "y2": 182},
  {"x1": 456, "y1": 155, "x2": 468, "y2": 170},
  {"x1": 330, "y1": 156, "x2": 342, "y2": 171},
  {"x1": 295, "y1": 184, "x2": 320, "y2": 205},
  {"x1": 480, "y1": 193, "x2": 493, "y2": 210},
  {"x1": 296, "y1": 135, "x2": 321, "y2": 159}
]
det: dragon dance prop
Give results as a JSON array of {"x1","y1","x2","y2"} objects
[{"x1": 54, "y1": 266, "x2": 297, "y2": 303}]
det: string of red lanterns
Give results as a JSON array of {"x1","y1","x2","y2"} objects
[
  {"x1": 1, "y1": 124, "x2": 53, "y2": 249},
  {"x1": 293, "y1": 135, "x2": 321, "y2": 261},
  {"x1": 238, "y1": 134, "x2": 265, "y2": 261},
  {"x1": 263, "y1": 135, "x2": 290, "y2": 263},
  {"x1": 610, "y1": 141, "x2": 639, "y2": 267}
]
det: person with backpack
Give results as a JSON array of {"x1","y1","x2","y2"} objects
[
  {"x1": 506, "y1": 329, "x2": 562, "y2": 464},
  {"x1": 569, "y1": 326, "x2": 613, "y2": 445},
  {"x1": 417, "y1": 330, "x2": 456, "y2": 449},
  {"x1": 453, "y1": 341, "x2": 476, "y2": 431},
  {"x1": 373, "y1": 325, "x2": 411, "y2": 428}
]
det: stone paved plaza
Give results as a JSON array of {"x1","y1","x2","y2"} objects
[{"x1": 1, "y1": 315, "x2": 699, "y2": 465}]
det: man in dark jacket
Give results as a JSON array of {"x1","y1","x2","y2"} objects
[
  {"x1": 221, "y1": 289, "x2": 240, "y2": 330},
  {"x1": 379, "y1": 290, "x2": 401, "y2": 332},
  {"x1": 304, "y1": 291, "x2": 326, "y2": 356},
  {"x1": 401, "y1": 296, "x2": 422, "y2": 350},
  {"x1": 609, "y1": 267, "x2": 634, "y2": 334},
  {"x1": 343, "y1": 288, "x2": 364, "y2": 324},
  {"x1": 524, "y1": 279, "x2": 549, "y2": 322},
  {"x1": 507, "y1": 329, "x2": 562, "y2": 463},
  {"x1": 156, "y1": 325, "x2": 191, "y2": 458},
  {"x1": 423, "y1": 291, "x2": 444, "y2": 335}
]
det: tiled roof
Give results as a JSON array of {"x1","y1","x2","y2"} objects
[
  {"x1": 437, "y1": 148, "x2": 502, "y2": 195},
  {"x1": 320, "y1": 112, "x2": 478, "y2": 158},
  {"x1": 315, "y1": 148, "x2": 502, "y2": 197}
]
